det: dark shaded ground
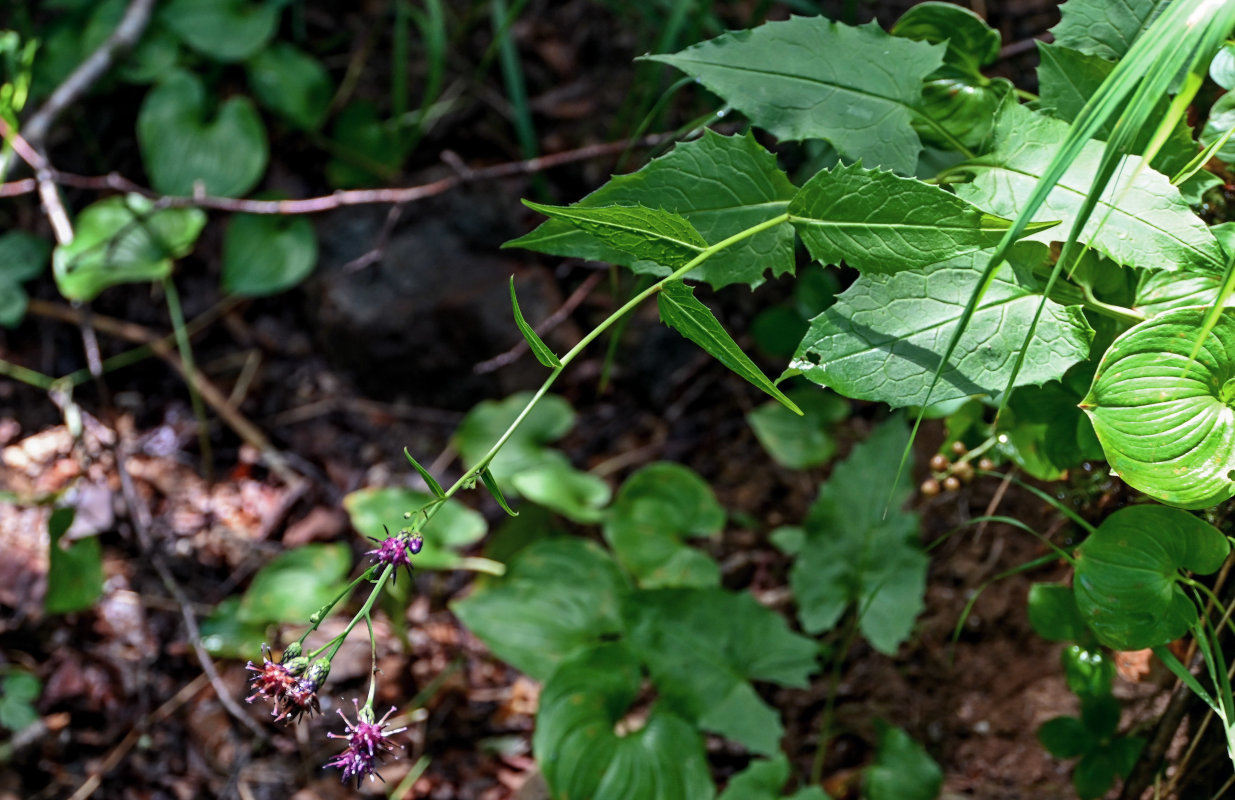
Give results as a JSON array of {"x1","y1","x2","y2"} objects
[{"x1": 0, "y1": 1, "x2": 1204, "y2": 799}]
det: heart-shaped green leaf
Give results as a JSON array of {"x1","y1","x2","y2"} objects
[
  {"x1": 1073, "y1": 505, "x2": 1228, "y2": 650},
  {"x1": 138, "y1": 70, "x2": 268, "y2": 197},
  {"x1": 161, "y1": 0, "x2": 279, "y2": 63},
  {"x1": 222, "y1": 212, "x2": 318, "y2": 296},
  {"x1": 622, "y1": 588, "x2": 817, "y2": 755},
  {"x1": 1082, "y1": 307, "x2": 1235, "y2": 508},
  {"x1": 53, "y1": 195, "x2": 206, "y2": 301},
  {"x1": 603, "y1": 462, "x2": 724, "y2": 588},
  {"x1": 747, "y1": 386, "x2": 848, "y2": 469},
  {"x1": 246, "y1": 42, "x2": 332, "y2": 130},
  {"x1": 343, "y1": 487, "x2": 489, "y2": 572},
  {"x1": 451, "y1": 539, "x2": 630, "y2": 680},
  {"x1": 510, "y1": 462, "x2": 611, "y2": 524},
  {"x1": 237, "y1": 542, "x2": 351, "y2": 624},
  {"x1": 534, "y1": 643, "x2": 713, "y2": 800}
]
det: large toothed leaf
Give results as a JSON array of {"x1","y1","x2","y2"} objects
[
  {"x1": 522, "y1": 200, "x2": 705, "y2": 269},
  {"x1": 506, "y1": 132, "x2": 797, "y2": 290},
  {"x1": 1050, "y1": 0, "x2": 1169, "y2": 61},
  {"x1": 788, "y1": 162, "x2": 1049, "y2": 274},
  {"x1": 1081, "y1": 307, "x2": 1235, "y2": 509},
  {"x1": 788, "y1": 244, "x2": 1093, "y2": 408},
  {"x1": 954, "y1": 104, "x2": 1223, "y2": 274},
  {"x1": 647, "y1": 17, "x2": 944, "y2": 174},
  {"x1": 659, "y1": 281, "x2": 801, "y2": 413}
]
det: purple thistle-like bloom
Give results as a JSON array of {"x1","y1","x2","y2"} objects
[
  {"x1": 366, "y1": 528, "x2": 421, "y2": 583},
  {"x1": 273, "y1": 657, "x2": 330, "y2": 724},
  {"x1": 325, "y1": 701, "x2": 407, "y2": 787},
  {"x1": 245, "y1": 643, "x2": 305, "y2": 707}
]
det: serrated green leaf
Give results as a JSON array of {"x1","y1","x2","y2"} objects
[
  {"x1": 622, "y1": 588, "x2": 817, "y2": 755},
  {"x1": 658, "y1": 280, "x2": 801, "y2": 413},
  {"x1": 53, "y1": 195, "x2": 206, "y2": 302},
  {"x1": 1050, "y1": 0, "x2": 1169, "y2": 61},
  {"x1": 452, "y1": 539, "x2": 630, "y2": 680},
  {"x1": 772, "y1": 419, "x2": 925, "y2": 653},
  {"x1": 452, "y1": 392, "x2": 575, "y2": 492},
  {"x1": 480, "y1": 467, "x2": 519, "y2": 517},
  {"x1": 954, "y1": 103, "x2": 1223, "y2": 274},
  {"x1": 788, "y1": 162, "x2": 1045, "y2": 274},
  {"x1": 534, "y1": 643, "x2": 713, "y2": 800},
  {"x1": 137, "y1": 69, "x2": 269, "y2": 197},
  {"x1": 891, "y1": 2, "x2": 999, "y2": 74},
  {"x1": 509, "y1": 277, "x2": 560, "y2": 368},
  {"x1": 161, "y1": 0, "x2": 279, "y2": 62},
  {"x1": 789, "y1": 244, "x2": 1093, "y2": 408},
  {"x1": 237, "y1": 542, "x2": 351, "y2": 624},
  {"x1": 523, "y1": 200, "x2": 705, "y2": 269},
  {"x1": 748, "y1": 387, "x2": 847, "y2": 469},
  {"x1": 404, "y1": 448, "x2": 445, "y2": 498},
  {"x1": 865, "y1": 721, "x2": 942, "y2": 800},
  {"x1": 603, "y1": 462, "x2": 724, "y2": 588},
  {"x1": 648, "y1": 17, "x2": 943, "y2": 174},
  {"x1": 221, "y1": 213, "x2": 317, "y2": 296},
  {"x1": 1074, "y1": 505, "x2": 1228, "y2": 649},
  {"x1": 1081, "y1": 307, "x2": 1235, "y2": 507},
  {"x1": 45, "y1": 507, "x2": 103, "y2": 614},
  {"x1": 343, "y1": 487, "x2": 488, "y2": 571},
  {"x1": 505, "y1": 131, "x2": 797, "y2": 290},
  {"x1": 246, "y1": 42, "x2": 332, "y2": 130},
  {"x1": 510, "y1": 462, "x2": 611, "y2": 524}
]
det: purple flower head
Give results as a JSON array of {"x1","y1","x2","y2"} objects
[
  {"x1": 245, "y1": 643, "x2": 303, "y2": 706},
  {"x1": 325, "y1": 701, "x2": 407, "y2": 787},
  {"x1": 366, "y1": 526, "x2": 418, "y2": 583},
  {"x1": 273, "y1": 657, "x2": 331, "y2": 724}
]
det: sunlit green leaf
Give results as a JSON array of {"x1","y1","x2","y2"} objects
[
  {"x1": 523, "y1": 201, "x2": 705, "y2": 269},
  {"x1": 648, "y1": 17, "x2": 944, "y2": 174},
  {"x1": 891, "y1": 2, "x2": 999, "y2": 75},
  {"x1": 1202, "y1": 91, "x2": 1235, "y2": 165},
  {"x1": 1211, "y1": 42, "x2": 1235, "y2": 90},
  {"x1": 510, "y1": 462, "x2": 611, "y2": 524},
  {"x1": 1050, "y1": 0, "x2": 1169, "y2": 61}
]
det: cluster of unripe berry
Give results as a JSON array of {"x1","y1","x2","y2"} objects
[{"x1": 919, "y1": 440, "x2": 996, "y2": 496}]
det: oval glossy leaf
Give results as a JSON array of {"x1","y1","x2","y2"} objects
[
  {"x1": 658, "y1": 280, "x2": 801, "y2": 414},
  {"x1": 789, "y1": 244, "x2": 1093, "y2": 408},
  {"x1": 138, "y1": 70, "x2": 269, "y2": 197},
  {"x1": 343, "y1": 487, "x2": 488, "y2": 571},
  {"x1": 789, "y1": 162, "x2": 1049, "y2": 274},
  {"x1": 222, "y1": 213, "x2": 317, "y2": 296},
  {"x1": 53, "y1": 195, "x2": 206, "y2": 301},
  {"x1": 603, "y1": 462, "x2": 725, "y2": 589},
  {"x1": 1211, "y1": 42, "x2": 1235, "y2": 90},
  {"x1": 747, "y1": 387, "x2": 847, "y2": 469},
  {"x1": 911, "y1": 73, "x2": 1011, "y2": 152},
  {"x1": 891, "y1": 2, "x2": 1000, "y2": 73},
  {"x1": 1073, "y1": 505, "x2": 1228, "y2": 650},
  {"x1": 161, "y1": 0, "x2": 279, "y2": 62},
  {"x1": 237, "y1": 542, "x2": 351, "y2": 624},
  {"x1": 648, "y1": 17, "x2": 944, "y2": 174},
  {"x1": 523, "y1": 200, "x2": 705, "y2": 269},
  {"x1": 1027, "y1": 583, "x2": 1089, "y2": 643},
  {"x1": 1082, "y1": 307, "x2": 1235, "y2": 508},
  {"x1": 505, "y1": 131, "x2": 797, "y2": 290},
  {"x1": 510, "y1": 462, "x2": 611, "y2": 524},
  {"x1": 451, "y1": 539, "x2": 630, "y2": 680},
  {"x1": 534, "y1": 643, "x2": 713, "y2": 800},
  {"x1": 246, "y1": 42, "x2": 332, "y2": 130}
]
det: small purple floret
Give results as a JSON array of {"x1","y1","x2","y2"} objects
[
  {"x1": 325, "y1": 701, "x2": 407, "y2": 787},
  {"x1": 366, "y1": 530, "x2": 418, "y2": 582}
]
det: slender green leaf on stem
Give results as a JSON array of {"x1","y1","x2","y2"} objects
[
  {"x1": 522, "y1": 200, "x2": 705, "y2": 269},
  {"x1": 480, "y1": 467, "x2": 519, "y2": 517},
  {"x1": 506, "y1": 131, "x2": 797, "y2": 290},
  {"x1": 1153, "y1": 644, "x2": 1220, "y2": 714},
  {"x1": 403, "y1": 447, "x2": 445, "y2": 498},
  {"x1": 163, "y1": 277, "x2": 212, "y2": 477},
  {"x1": 789, "y1": 161, "x2": 1054, "y2": 274},
  {"x1": 647, "y1": 16, "x2": 944, "y2": 173},
  {"x1": 490, "y1": 0, "x2": 537, "y2": 164},
  {"x1": 509, "y1": 277, "x2": 560, "y2": 368},
  {"x1": 658, "y1": 280, "x2": 801, "y2": 414}
]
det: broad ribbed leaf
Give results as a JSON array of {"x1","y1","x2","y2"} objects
[
  {"x1": 659, "y1": 281, "x2": 801, "y2": 413},
  {"x1": 771, "y1": 419, "x2": 925, "y2": 654},
  {"x1": 788, "y1": 244, "x2": 1093, "y2": 408},
  {"x1": 162, "y1": 0, "x2": 279, "y2": 62},
  {"x1": 452, "y1": 539, "x2": 630, "y2": 680},
  {"x1": 506, "y1": 132, "x2": 796, "y2": 289},
  {"x1": 534, "y1": 643, "x2": 713, "y2": 800},
  {"x1": 523, "y1": 200, "x2": 705, "y2": 269},
  {"x1": 603, "y1": 463, "x2": 724, "y2": 589},
  {"x1": 788, "y1": 162, "x2": 1047, "y2": 273},
  {"x1": 891, "y1": 2, "x2": 999, "y2": 75},
  {"x1": 954, "y1": 104, "x2": 1223, "y2": 273},
  {"x1": 648, "y1": 17, "x2": 943, "y2": 174},
  {"x1": 1081, "y1": 307, "x2": 1235, "y2": 508},
  {"x1": 1051, "y1": 0, "x2": 1169, "y2": 61},
  {"x1": 1074, "y1": 505, "x2": 1228, "y2": 649},
  {"x1": 623, "y1": 588, "x2": 817, "y2": 755}
]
